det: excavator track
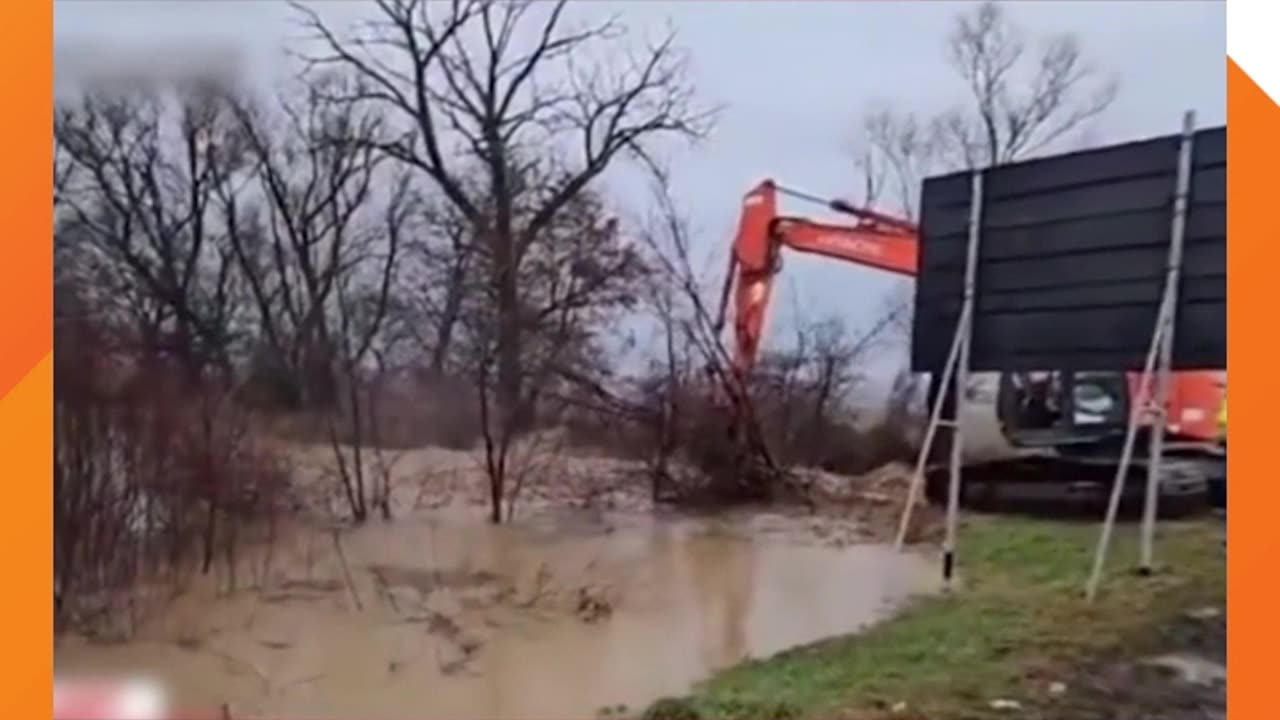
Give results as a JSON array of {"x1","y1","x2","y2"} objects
[{"x1": 922, "y1": 455, "x2": 1212, "y2": 519}]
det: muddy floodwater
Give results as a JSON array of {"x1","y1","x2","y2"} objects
[{"x1": 56, "y1": 506, "x2": 940, "y2": 720}]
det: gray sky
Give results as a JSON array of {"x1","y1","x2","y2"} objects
[{"x1": 54, "y1": 0, "x2": 1226, "y2": 388}]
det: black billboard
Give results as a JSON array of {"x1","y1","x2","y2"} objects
[{"x1": 910, "y1": 125, "x2": 1226, "y2": 373}]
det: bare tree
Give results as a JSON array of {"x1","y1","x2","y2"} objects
[
  {"x1": 636, "y1": 241, "x2": 694, "y2": 501},
  {"x1": 54, "y1": 84, "x2": 248, "y2": 381},
  {"x1": 935, "y1": 0, "x2": 1119, "y2": 169},
  {"x1": 388, "y1": 192, "x2": 480, "y2": 374},
  {"x1": 215, "y1": 75, "x2": 388, "y2": 410},
  {"x1": 292, "y1": 0, "x2": 713, "y2": 521},
  {"x1": 851, "y1": 1, "x2": 1119, "y2": 218},
  {"x1": 803, "y1": 315, "x2": 872, "y2": 441},
  {"x1": 323, "y1": 173, "x2": 409, "y2": 523},
  {"x1": 464, "y1": 172, "x2": 646, "y2": 522},
  {"x1": 293, "y1": 0, "x2": 713, "y2": 413},
  {"x1": 846, "y1": 106, "x2": 938, "y2": 352},
  {"x1": 851, "y1": 106, "x2": 941, "y2": 222}
]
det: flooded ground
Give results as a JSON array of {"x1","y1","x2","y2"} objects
[{"x1": 55, "y1": 503, "x2": 941, "y2": 720}]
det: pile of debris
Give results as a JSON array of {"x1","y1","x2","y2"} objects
[{"x1": 795, "y1": 461, "x2": 945, "y2": 544}]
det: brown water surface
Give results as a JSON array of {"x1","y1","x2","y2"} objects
[{"x1": 55, "y1": 507, "x2": 939, "y2": 720}]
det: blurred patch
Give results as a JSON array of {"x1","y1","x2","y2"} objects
[
  {"x1": 55, "y1": 40, "x2": 244, "y2": 97},
  {"x1": 54, "y1": 675, "x2": 170, "y2": 720}
]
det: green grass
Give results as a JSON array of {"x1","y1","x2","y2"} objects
[{"x1": 646, "y1": 515, "x2": 1226, "y2": 720}]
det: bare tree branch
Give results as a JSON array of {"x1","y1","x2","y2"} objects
[
  {"x1": 54, "y1": 84, "x2": 248, "y2": 379},
  {"x1": 214, "y1": 77, "x2": 388, "y2": 409},
  {"x1": 290, "y1": 0, "x2": 714, "y2": 522},
  {"x1": 943, "y1": 1, "x2": 1119, "y2": 167}
]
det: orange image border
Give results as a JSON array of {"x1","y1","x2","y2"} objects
[
  {"x1": 2, "y1": 1, "x2": 53, "y2": 719},
  {"x1": 25, "y1": 4, "x2": 1261, "y2": 720},
  {"x1": 1226, "y1": 57, "x2": 1268, "y2": 720}
]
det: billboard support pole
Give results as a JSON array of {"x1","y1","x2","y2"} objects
[
  {"x1": 896, "y1": 168, "x2": 984, "y2": 593},
  {"x1": 1086, "y1": 109, "x2": 1197, "y2": 602},
  {"x1": 894, "y1": 303, "x2": 965, "y2": 550}
]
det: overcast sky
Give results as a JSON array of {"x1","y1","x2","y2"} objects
[{"x1": 54, "y1": 0, "x2": 1226, "y2": 389}]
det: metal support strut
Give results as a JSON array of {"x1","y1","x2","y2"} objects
[
  {"x1": 895, "y1": 168, "x2": 984, "y2": 591},
  {"x1": 1086, "y1": 109, "x2": 1197, "y2": 602}
]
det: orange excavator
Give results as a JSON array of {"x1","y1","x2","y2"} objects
[{"x1": 713, "y1": 179, "x2": 1227, "y2": 506}]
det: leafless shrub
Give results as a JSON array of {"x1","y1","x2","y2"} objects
[{"x1": 53, "y1": 312, "x2": 289, "y2": 638}]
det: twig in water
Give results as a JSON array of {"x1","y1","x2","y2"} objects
[{"x1": 330, "y1": 528, "x2": 364, "y2": 612}]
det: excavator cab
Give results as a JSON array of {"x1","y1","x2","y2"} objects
[
  {"x1": 995, "y1": 371, "x2": 1130, "y2": 449},
  {"x1": 992, "y1": 367, "x2": 1226, "y2": 455}
]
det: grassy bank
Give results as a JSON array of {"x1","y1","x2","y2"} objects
[{"x1": 646, "y1": 515, "x2": 1226, "y2": 720}]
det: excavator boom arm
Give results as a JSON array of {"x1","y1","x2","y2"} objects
[
  {"x1": 769, "y1": 217, "x2": 918, "y2": 275},
  {"x1": 717, "y1": 179, "x2": 919, "y2": 375}
]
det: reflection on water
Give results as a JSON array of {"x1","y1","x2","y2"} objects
[{"x1": 55, "y1": 507, "x2": 939, "y2": 720}]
